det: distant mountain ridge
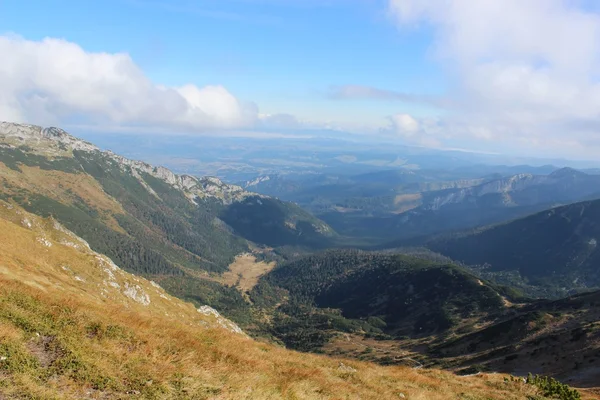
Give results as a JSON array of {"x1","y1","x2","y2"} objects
[
  {"x1": 243, "y1": 164, "x2": 600, "y2": 245},
  {"x1": 338, "y1": 167, "x2": 600, "y2": 243},
  {"x1": 420, "y1": 167, "x2": 600, "y2": 211}
]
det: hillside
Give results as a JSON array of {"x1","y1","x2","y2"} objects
[
  {"x1": 0, "y1": 201, "x2": 559, "y2": 399},
  {"x1": 427, "y1": 199, "x2": 600, "y2": 292},
  {"x1": 0, "y1": 121, "x2": 335, "y2": 323},
  {"x1": 250, "y1": 251, "x2": 511, "y2": 351}
]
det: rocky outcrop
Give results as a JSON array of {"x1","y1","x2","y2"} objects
[
  {"x1": 0, "y1": 122, "x2": 98, "y2": 153},
  {"x1": 197, "y1": 305, "x2": 246, "y2": 335}
]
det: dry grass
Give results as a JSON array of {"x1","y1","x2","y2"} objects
[
  {"x1": 220, "y1": 254, "x2": 277, "y2": 293},
  {"x1": 0, "y1": 163, "x2": 126, "y2": 232},
  {"x1": 322, "y1": 333, "x2": 425, "y2": 368},
  {"x1": 0, "y1": 278, "x2": 549, "y2": 399}
]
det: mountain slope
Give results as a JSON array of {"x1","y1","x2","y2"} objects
[
  {"x1": 378, "y1": 168, "x2": 600, "y2": 241},
  {"x1": 427, "y1": 199, "x2": 600, "y2": 291},
  {"x1": 419, "y1": 168, "x2": 600, "y2": 211},
  {"x1": 431, "y1": 290, "x2": 600, "y2": 388},
  {"x1": 0, "y1": 200, "x2": 244, "y2": 333},
  {"x1": 0, "y1": 201, "x2": 551, "y2": 399},
  {"x1": 250, "y1": 250, "x2": 600, "y2": 393},
  {"x1": 0, "y1": 121, "x2": 335, "y2": 322}
]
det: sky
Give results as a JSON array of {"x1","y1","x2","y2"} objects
[{"x1": 2, "y1": 0, "x2": 600, "y2": 159}]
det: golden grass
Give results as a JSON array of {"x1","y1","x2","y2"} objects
[
  {"x1": 0, "y1": 163, "x2": 126, "y2": 232},
  {"x1": 221, "y1": 254, "x2": 277, "y2": 293},
  {"x1": 0, "y1": 202, "x2": 215, "y2": 324},
  {"x1": 0, "y1": 278, "x2": 550, "y2": 400}
]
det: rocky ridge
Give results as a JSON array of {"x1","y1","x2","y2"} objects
[
  {"x1": 0, "y1": 121, "x2": 262, "y2": 205},
  {"x1": 422, "y1": 168, "x2": 600, "y2": 211}
]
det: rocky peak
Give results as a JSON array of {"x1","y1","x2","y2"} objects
[
  {"x1": 106, "y1": 151, "x2": 259, "y2": 205},
  {"x1": 0, "y1": 121, "x2": 98, "y2": 153},
  {"x1": 245, "y1": 175, "x2": 272, "y2": 187},
  {"x1": 0, "y1": 121, "x2": 262, "y2": 206},
  {"x1": 0, "y1": 121, "x2": 43, "y2": 137}
]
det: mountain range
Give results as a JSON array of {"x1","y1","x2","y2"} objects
[
  {"x1": 242, "y1": 165, "x2": 600, "y2": 246},
  {"x1": 2, "y1": 199, "x2": 549, "y2": 399}
]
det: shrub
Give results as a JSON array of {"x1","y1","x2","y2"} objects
[{"x1": 525, "y1": 373, "x2": 581, "y2": 400}]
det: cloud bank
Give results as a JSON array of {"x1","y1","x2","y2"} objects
[
  {"x1": 387, "y1": 0, "x2": 600, "y2": 157},
  {"x1": 0, "y1": 35, "x2": 258, "y2": 131}
]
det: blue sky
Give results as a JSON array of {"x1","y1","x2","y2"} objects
[
  {"x1": 2, "y1": 0, "x2": 600, "y2": 159},
  {"x1": 0, "y1": 0, "x2": 443, "y2": 124}
]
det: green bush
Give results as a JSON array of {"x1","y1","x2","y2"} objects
[{"x1": 523, "y1": 374, "x2": 581, "y2": 400}]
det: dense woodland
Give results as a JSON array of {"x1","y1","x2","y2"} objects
[{"x1": 250, "y1": 250, "x2": 512, "y2": 350}]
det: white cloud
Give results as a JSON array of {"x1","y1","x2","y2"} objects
[
  {"x1": 391, "y1": 113, "x2": 419, "y2": 135},
  {"x1": 387, "y1": 0, "x2": 600, "y2": 158},
  {"x1": 0, "y1": 35, "x2": 257, "y2": 131},
  {"x1": 258, "y1": 113, "x2": 302, "y2": 129},
  {"x1": 385, "y1": 113, "x2": 442, "y2": 147}
]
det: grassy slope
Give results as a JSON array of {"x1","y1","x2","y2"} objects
[
  {"x1": 0, "y1": 202, "x2": 553, "y2": 399},
  {"x1": 0, "y1": 133, "x2": 339, "y2": 324},
  {"x1": 430, "y1": 291, "x2": 600, "y2": 388}
]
